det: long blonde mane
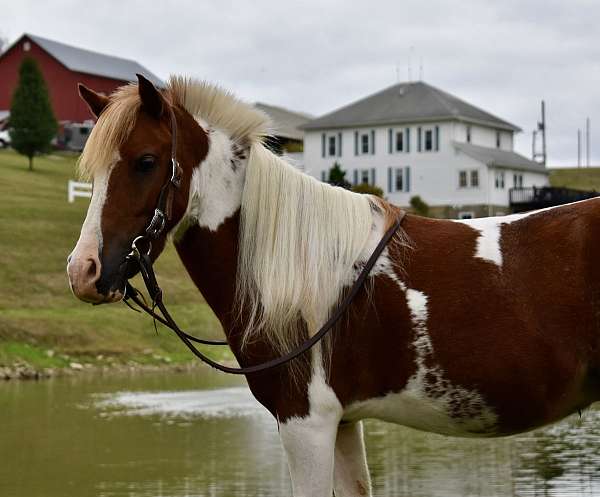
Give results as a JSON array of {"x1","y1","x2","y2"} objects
[
  {"x1": 237, "y1": 146, "x2": 374, "y2": 353},
  {"x1": 79, "y1": 76, "x2": 380, "y2": 356}
]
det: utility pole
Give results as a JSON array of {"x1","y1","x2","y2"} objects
[
  {"x1": 541, "y1": 101, "x2": 546, "y2": 166},
  {"x1": 578, "y1": 129, "x2": 582, "y2": 167},
  {"x1": 586, "y1": 117, "x2": 590, "y2": 167},
  {"x1": 532, "y1": 100, "x2": 547, "y2": 165}
]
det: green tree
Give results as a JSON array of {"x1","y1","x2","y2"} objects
[
  {"x1": 410, "y1": 195, "x2": 430, "y2": 217},
  {"x1": 352, "y1": 183, "x2": 384, "y2": 197},
  {"x1": 327, "y1": 161, "x2": 351, "y2": 189},
  {"x1": 9, "y1": 58, "x2": 57, "y2": 171}
]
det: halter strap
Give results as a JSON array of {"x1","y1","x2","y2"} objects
[
  {"x1": 144, "y1": 108, "x2": 183, "y2": 240},
  {"x1": 124, "y1": 211, "x2": 405, "y2": 375}
]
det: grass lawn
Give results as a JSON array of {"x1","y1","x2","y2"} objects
[
  {"x1": 0, "y1": 149, "x2": 230, "y2": 370},
  {"x1": 549, "y1": 167, "x2": 600, "y2": 191}
]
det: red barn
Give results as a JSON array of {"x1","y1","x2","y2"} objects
[{"x1": 0, "y1": 33, "x2": 162, "y2": 123}]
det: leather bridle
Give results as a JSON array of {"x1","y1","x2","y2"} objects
[{"x1": 122, "y1": 104, "x2": 405, "y2": 374}]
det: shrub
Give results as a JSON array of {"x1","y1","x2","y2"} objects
[
  {"x1": 409, "y1": 195, "x2": 430, "y2": 216},
  {"x1": 352, "y1": 182, "x2": 384, "y2": 197}
]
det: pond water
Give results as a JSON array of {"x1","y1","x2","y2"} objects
[{"x1": 1, "y1": 370, "x2": 599, "y2": 497}]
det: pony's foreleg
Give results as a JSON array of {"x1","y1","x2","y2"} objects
[
  {"x1": 279, "y1": 413, "x2": 340, "y2": 497},
  {"x1": 333, "y1": 421, "x2": 372, "y2": 497}
]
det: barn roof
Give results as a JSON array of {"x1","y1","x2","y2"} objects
[
  {"x1": 303, "y1": 81, "x2": 520, "y2": 132},
  {"x1": 15, "y1": 34, "x2": 163, "y2": 86},
  {"x1": 255, "y1": 102, "x2": 313, "y2": 141}
]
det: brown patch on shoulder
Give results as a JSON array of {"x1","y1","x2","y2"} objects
[{"x1": 174, "y1": 215, "x2": 310, "y2": 422}]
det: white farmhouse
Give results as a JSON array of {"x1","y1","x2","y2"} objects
[{"x1": 302, "y1": 81, "x2": 548, "y2": 218}]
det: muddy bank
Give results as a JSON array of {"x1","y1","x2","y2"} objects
[{"x1": 0, "y1": 360, "x2": 225, "y2": 381}]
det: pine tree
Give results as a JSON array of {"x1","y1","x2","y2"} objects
[
  {"x1": 327, "y1": 162, "x2": 351, "y2": 189},
  {"x1": 9, "y1": 58, "x2": 57, "y2": 171}
]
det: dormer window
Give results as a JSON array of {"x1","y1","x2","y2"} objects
[
  {"x1": 496, "y1": 130, "x2": 501, "y2": 149},
  {"x1": 466, "y1": 125, "x2": 472, "y2": 143}
]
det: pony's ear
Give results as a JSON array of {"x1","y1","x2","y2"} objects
[
  {"x1": 78, "y1": 84, "x2": 109, "y2": 119},
  {"x1": 137, "y1": 73, "x2": 164, "y2": 118}
]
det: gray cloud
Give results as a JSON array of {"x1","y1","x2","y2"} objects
[{"x1": 3, "y1": 0, "x2": 598, "y2": 166}]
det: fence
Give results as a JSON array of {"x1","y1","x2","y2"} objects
[
  {"x1": 68, "y1": 180, "x2": 92, "y2": 203},
  {"x1": 509, "y1": 186, "x2": 599, "y2": 213}
]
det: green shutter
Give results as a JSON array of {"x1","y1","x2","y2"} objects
[
  {"x1": 321, "y1": 133, "x2": 326, "y2": 158},
  {"x1": 406, "y1": 128, "x2": 410, "y2": 153}
]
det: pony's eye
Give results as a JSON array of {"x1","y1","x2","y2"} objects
[{"x1": 136, "y1": 154, "x2": 157, "y2": 172}]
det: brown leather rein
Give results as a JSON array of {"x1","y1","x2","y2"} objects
[{"x1": 122, "y1": 106, "x2": 405, "y2": 375}]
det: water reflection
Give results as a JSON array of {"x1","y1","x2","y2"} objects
[{"x1": 1, "y1": 371, "x2": 599, "y2": 497}]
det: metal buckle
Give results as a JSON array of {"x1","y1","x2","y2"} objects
[
  {"x1": 131, "y1": 235, "x2": 152, "y2": 258},
  {"x1": 171, "y1": 158, "x2": 182, "y2": 188},
  {"x1": 146, "y1": 209, "x2": 166, "y2": 238}
]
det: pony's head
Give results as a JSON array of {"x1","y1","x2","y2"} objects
[{"x1": 67, "y1": 75, "x2": 208, "y2": 304}]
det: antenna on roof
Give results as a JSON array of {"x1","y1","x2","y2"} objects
[
  {"x1": 419, "y1": 56, "x2": 424, "y2": 81},
  {"x1": 408, "y1": 46, "x2": 414, "y2": 82}
]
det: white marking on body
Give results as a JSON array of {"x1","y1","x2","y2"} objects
[
  {"x1": 454, "y1": 197, "x2": 600, "y2": 268},
  {"x1": 455, "y1": 217, "x2": 504, "y2": 266},
  {"x1": 279, "y1": 347, "x2": 343, "y2": 497},
  {"x1": 345, "y1": 216, "x2": 498, "y2": 436}
]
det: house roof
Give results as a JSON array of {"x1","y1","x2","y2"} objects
[
  {"x1": 11, "y1": 34, "x2": 163, "y2": 86},
  {"x1": 303, "y1": 81, "x2": 520, "y2": 132},
  {"x1": 454, "y1": 142, "x2": 547, "y2": 174},
  {"x1": 255, "y1": 102, "x2": 313, "y2": 141}
]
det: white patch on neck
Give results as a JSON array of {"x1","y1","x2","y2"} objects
[{"x1": 184, "y1": 123, "x2": 246, "y2": 232}]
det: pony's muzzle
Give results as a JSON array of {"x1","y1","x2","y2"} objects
[{"x1": 67, "y1": 248, "x2": 104, "y2": 303}]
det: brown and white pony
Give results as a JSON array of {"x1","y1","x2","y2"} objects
[{"x1": 67, "y1": 75, "x2": 600, "y2": 497}]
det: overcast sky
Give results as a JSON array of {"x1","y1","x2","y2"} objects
[{"x1": 3, "y1": 0, "x2": 599, "y2": 166}]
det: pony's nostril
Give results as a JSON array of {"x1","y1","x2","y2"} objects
[
  {"x1": 66, "y1": 254, "x2": 73, "y2": 265},
  {"x1": 85, "y1": 257, "x2": 101, "y2": 281}
]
